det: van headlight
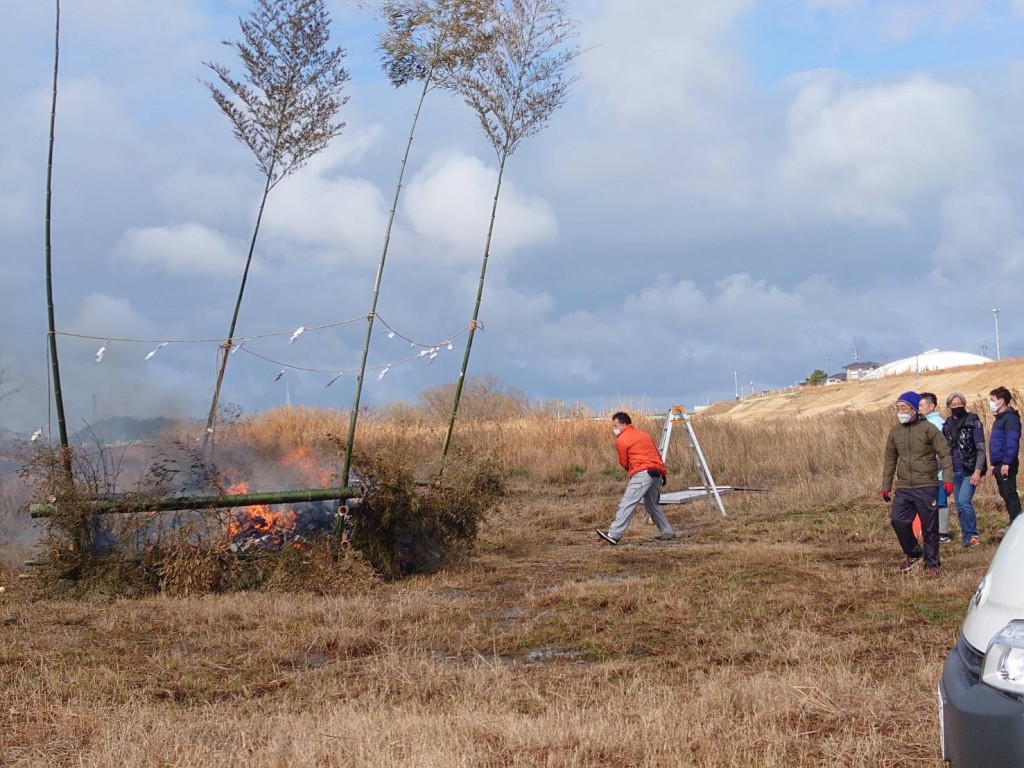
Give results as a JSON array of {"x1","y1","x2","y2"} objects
[{"x1": 982, "y1": 620, "x2": 1024, "y2": 697}]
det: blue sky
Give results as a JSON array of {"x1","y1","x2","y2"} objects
[{"x1": 3, "y1": 0, "x2": 1024, "y2": 433}]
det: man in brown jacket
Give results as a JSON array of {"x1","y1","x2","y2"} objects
[{"x1": 881, "y1": 391, "x2": 954, "y2": 573}]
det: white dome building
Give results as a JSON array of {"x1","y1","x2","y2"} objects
[{"x1": 861, "y1": 349, "x2": 994, "y2": 379}]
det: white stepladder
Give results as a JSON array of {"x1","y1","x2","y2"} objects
[{"x1": 657, "y1": 405, "x2": 728, "y2": 517}]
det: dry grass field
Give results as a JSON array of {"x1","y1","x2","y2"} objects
[{"x1": 1, "y1": 379, "x2": 1017, "y2": 766}]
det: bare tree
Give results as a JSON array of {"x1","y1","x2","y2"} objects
[
  {"x1": 202, "y1": 0, "x2": 350, "y2": 450},
  {"x1": 340, "y1": 0, "x2": 495, "y2": 484},
  {"x1": 0, "y1": 348, "x2": 25, "y2": 405},
  {"x1": 418, "y1": 373, "x2": 529, "y2": 421},
  {"x1": 438, "y1": 0, "x2": 579, "y2": 460}
]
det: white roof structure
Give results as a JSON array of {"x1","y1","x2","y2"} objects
[{"x1": 861, "y1": 349, "x2": 994, "y2": 379}]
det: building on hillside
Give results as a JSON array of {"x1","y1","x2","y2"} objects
[
  {"x1": 861, "y1": 349, "x2": 994, "y2": 379},
  {"x1": 842, "y1": 360, "x2": 881, "y2": 381}
]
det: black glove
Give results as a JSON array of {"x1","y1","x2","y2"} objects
[{"x1": 647, "y1": 469, "x2": 667, "y2": 486}]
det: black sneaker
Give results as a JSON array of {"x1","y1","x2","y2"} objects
[
  {"x1": 939, "y1": 534, "x2": 952, "y2": 544},
  {"x1": 595, "y1": 529, "x2": 619, "y2": 545},
  {"x1": 654, "y1": 532, "x2": 676, "y2": 541}
]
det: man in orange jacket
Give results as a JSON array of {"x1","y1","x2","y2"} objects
[{"x1": 596, "y1": 411, "x2": 676, "y2": 545}]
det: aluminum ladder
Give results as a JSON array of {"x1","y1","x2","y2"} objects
[{"x1": 658, "y1": 405, "x2": 727, "y2": 517}]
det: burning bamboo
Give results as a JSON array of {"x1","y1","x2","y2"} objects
[{"x1": 29, "y1": 486, "x2": 360, "y2": 518}]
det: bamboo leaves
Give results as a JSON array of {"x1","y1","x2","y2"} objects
[
  {"x1": 440, "y1": 0, "x2": 580, "y2": 460},
  {"x1": 341, "y1": 0, "x2": 499, "y2": 483},
  {"x1": 379, "y1": 0, "x2": 497, "y2": 89},
  {"x1": 205, "y1": 0, "x2": 350, "y2": 189},
  {"x1": 442, "y1": 0, "x2": 580, "y2": 159},
  {"x1": 202, "y1": 0, "x2": 349, "y2": 448}
]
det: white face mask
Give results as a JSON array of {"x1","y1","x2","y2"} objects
[
  {"x1": 612, "y1": 426, "x2": 622, "y2": 436},
  {"x1": 990, "y1": 400, "x2": 1001, "y2": 413},
  {"x1": 897, "y1": 413, "x2": 913, "y2": 424}
]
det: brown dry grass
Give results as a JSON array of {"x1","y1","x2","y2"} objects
[
  {"x1": 1, "y1": 401, "x2": 1003, "y2": 766},
  {"x1": 708, "y1": 357, "x2": 1024, "y2": 422}
]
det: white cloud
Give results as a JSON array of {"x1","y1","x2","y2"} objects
[
  {"x1": 511, "y1": 269, "x2": 904, "y2": 390},
  {"x1": 154, "y1": 169, "x2": 256, "y2": 226},
  {"x1": 622, "y1": 279, "x2": 710, "y2": 325},
  {"x1": 0, "y1": 191, "x2": 32, "y2": 233},
  {"x1": 403, "y1": 152, "x2": 558, "y2": 260},
  {"x1": 776, "y1": 74, "x2": 988, "y2": 223},
  {"x1": 581, "y1": 0, "x2": 753, "y2": 126},
  {"x1": 62, "y1": 0, "x2": 205, "y2": 38},
  {"x1": 302, "y1": 126, "x2": 384, "y2": 175},
  {"x1": 553, "y1": 0, "x2": 756, "y2": 204},
  {"x1": 70, "y1": 293, "x2": 157, "y2": 340},
  {"x1": 803, "y1": 0, "x2": 992, "y2": 40},
  {"x1": 29, "y1": 78, "x2": 145, "y2": 174},
  {"x1": 469, "y1": 279, "x2": 556, "y2": 328},
  {"x1": 806, "y1": 0, "x2": 867, "y2": 9},
  {"x1": 262, "y1": 173, "x2": 388, "y2": 263},
  {"x1": 931, "y1": 187, "x2": 1024, "y2": 276},
  {"x1": 62, "y1": 293, "x2": 201, "y2": 423},
  {"x1": 116, "y1": 223, "x2": 243, "y2": 276}
]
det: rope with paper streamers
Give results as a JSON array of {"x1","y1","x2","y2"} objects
[{"x1": 52, "y1": 313, "x2": 478, "y2": 387}]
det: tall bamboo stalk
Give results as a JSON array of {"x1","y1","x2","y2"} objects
[
  {"x1": 202, "y1": 175, "x2": 273, "y2": 452},
  {"x1": 201, "y1": 0, "x2": 349, "y2": 452},
  {"x1": 342, "y1": 74, "x2": 433, "y2": 485},
  {"x1": 341, "y1": 1, "x2": 495, "y2": 484},
  {"x1": 441, "y1": 154, "x2": 505, "y2": 458},
  {"x1": 438, "y1": 0, "x2": 580, "y2": 463},
  {"x1": 44, "y1": 0, "x2": 71, "y2": 475}
]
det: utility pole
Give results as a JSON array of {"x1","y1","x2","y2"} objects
[
  {"x1": 733, "y1": 371, "x2": 739, "y2": 400},
  {"x1": 993, "y1": 308, "x2": 1002, "y2": 361},
  {"x1": 824, "y1": 354, "x2": 830, "y2": 373},
  {"x1": 980, "y1": 341, "x2": 989, "y2": 357}
]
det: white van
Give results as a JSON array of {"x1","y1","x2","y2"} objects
[{"x1": 939, "y1": 520, "x2": 1024, "y2": 765}]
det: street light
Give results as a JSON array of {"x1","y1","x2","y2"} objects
[{"x1": 993, "y1": 308, "x2": 1002, "y2": 361}]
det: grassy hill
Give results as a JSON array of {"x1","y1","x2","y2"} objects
[{"x1": 703, "y1": 358, "x2": 1024, "y2": 421}]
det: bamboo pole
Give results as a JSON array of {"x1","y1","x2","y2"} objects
[{"x1": 29, "y1": 486, "x2": 360, "y2": 518}]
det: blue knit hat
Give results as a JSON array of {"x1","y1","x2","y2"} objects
[{"x1": 897, "y1": 391, "x2": 921, "y2": 411}]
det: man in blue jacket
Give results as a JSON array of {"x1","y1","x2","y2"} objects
[{"x1": 988, "y1": 386, "x2": 1021, "y2": 527}]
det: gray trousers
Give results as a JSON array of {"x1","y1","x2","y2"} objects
[{"x1": 608, "y1": 471, "x2": 674, "y2": 540}]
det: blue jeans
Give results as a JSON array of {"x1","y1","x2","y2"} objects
[{"x1": 953, "y1": 471, "x2": 979, "y2": 542}]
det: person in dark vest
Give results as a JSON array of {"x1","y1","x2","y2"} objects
[
  {"x1": 880, "y1": 391, "x2": 954, "y2": 573},
  {"x1": 941, "y1": 391, "x2": 984, "y2": 547},
  {"x1": 988, "y1": 386, "x2": 1021, "y2": 529}
]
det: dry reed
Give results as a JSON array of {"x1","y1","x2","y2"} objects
[{"x1": 1, "y1": 404, "x2": 1003, "y2": 765}]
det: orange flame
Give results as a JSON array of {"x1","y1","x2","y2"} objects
[
  {"x1": 226, "y1": 480, "x2": 297, "y2": 540},
  {"x1": 281, "y1": 446, "x2": 333, "y2": 486},
  {"x1": 223, "y1": 450, "x2": 334, "y2": 545}
]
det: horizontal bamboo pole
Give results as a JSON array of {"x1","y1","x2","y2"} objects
[{"x1": 29, "y1": 486, "x2": 361, "y2": 518}]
